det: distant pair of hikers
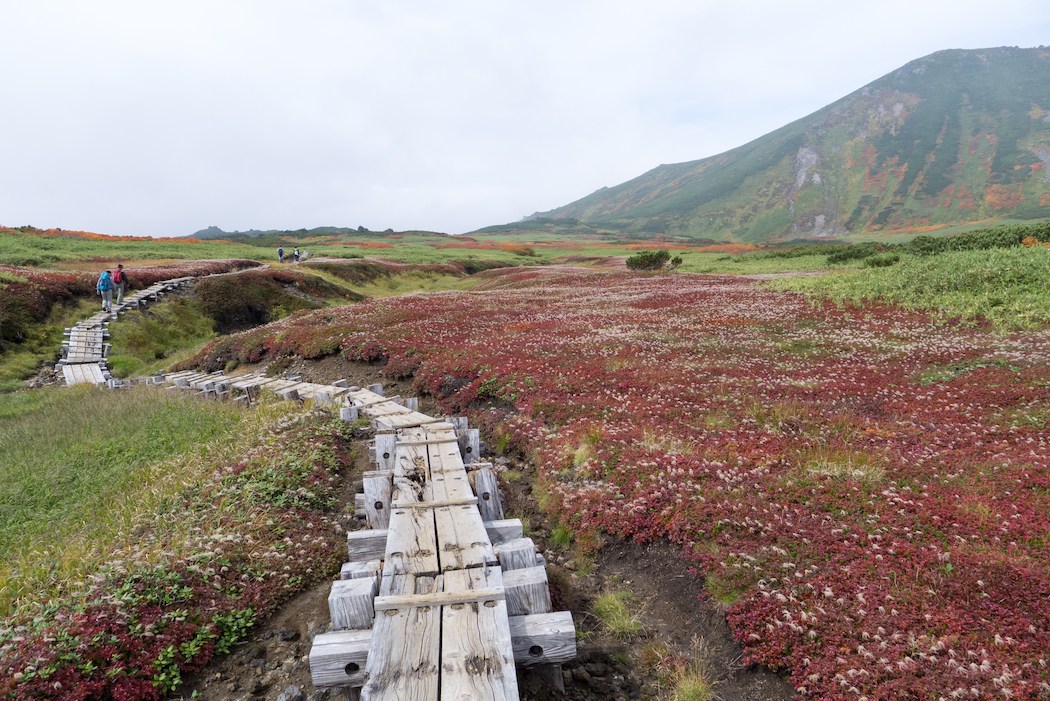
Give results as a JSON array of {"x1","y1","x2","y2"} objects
[
  {"x1": 277, "y1": 246, "x2": 301, "y2": 263},
  {"x1": 96, "y1": 264, "x2": 129, "y2": 312}
]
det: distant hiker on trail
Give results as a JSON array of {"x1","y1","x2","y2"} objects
[
  {"x1": 96, "y1": 270, "x2": 113, "y2": 313},
  {"x1": 277, "y1": 246, "x2": 284, "y2": 263},
  {"x1": 293, "y1": 247, "x2": 300, "y2": 263},
  {"x1": 112, "y1": 264, "x2": 128, "y2": 305}
]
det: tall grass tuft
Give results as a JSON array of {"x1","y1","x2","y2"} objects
[{"x1": 592, "y1": 590, "x2": 643, "y2": 637}]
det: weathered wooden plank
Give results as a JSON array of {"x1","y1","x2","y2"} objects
[
  {"x1": 440, "y1": 566, "x2": 519, "y2": 700},
  {"x1": 392, "y1": 497, "x2": 478, "y2": 510},
  {"x1": 423, "y1": 427, "x2": 498, "y2": 571},
  {"x1": 503, "y1": 566, "x2": 552, "y2": 616},
  {"x1": 373, "y1": 586, "x2": 505, "y2": 611},
  {"x1": 458, "y1": 427, "x2": 481, "y2": 461},
  {"x1": 362, "y1": 471, "x2": 392, "y2": 529},
  {"x1": 347, "y1": 529, "x2": 389, "y2": 562},
  {"x1": 507, "y1": 611, "x2": 577, "y2": 667},
  {"x1": 310, "y1": 629, "x2": 370, "y2": 688},
  {"x1": 397, "y1": 437, "x2": 460, "y2": 447},
  {"x1": 329, "y1": 575, "x2": 380, "y2": 630},
  {"x1": 484, "y1": 519, "x2": 524, "y2": 545},
  {"x1": 383, "y1": 505, "x2": 439, "y2": 576},
  {"x1": 374, "y1": 433, "x2": 397, "y2": 471},
  {"x1": 494, "y1": 538, "x2": 538, "y2": 572},
  {"x1": 340, "y1": 559, "x2": 382, "y2": 581},
  {"x1": 360, "y1": 574, "x2": 440, "y2": 700},
  {"x1": 473, "y1": 467, "x2": 505, "y2": 522},
  {"x1": 374, "y1": 412, "x2": 446, "y2": 430},
  {"x1": 351, "y1": 396, "x2": 400, "y2": 411},
  {"x1": 434, "y1": 505, "x2": 497, "y2": 571}
]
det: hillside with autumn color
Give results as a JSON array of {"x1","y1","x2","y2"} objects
[{"x1": 525, "y1": 47, "x2": 1050, "y2": 242}]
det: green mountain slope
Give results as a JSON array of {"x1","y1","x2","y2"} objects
[{"x1": 529, "y1": 47, "x2": 1050, "y2": 242}]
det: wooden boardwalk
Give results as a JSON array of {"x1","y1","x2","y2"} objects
[
  {"x1": 60, "y1": 277, "x2": 195, "y2": 386},
  {"x1": 158, "y1": 370, "x2": 577, "y2": 700}
]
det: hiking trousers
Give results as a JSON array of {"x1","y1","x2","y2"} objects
[
  {"x1": 115, "y1": 283, "x2": 126, "y2": 305},
  {"x1": 101, "y1": 289, "x2": 112, "y2": 312}
]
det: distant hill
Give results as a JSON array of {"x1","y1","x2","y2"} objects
[
  {"x1": 527, "y1": 47, "x2": 1050, "y2": 242},
  {"x1": 189, "y1": 226, "x2": 451, "y2": 244}
]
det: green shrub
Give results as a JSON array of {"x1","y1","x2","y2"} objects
[
  {"x1": 863, "y1": 252, "x2": 900, "y2": 268},
  {"x1": 626, "y1": 250, "x2": 682, "y2": 271}
]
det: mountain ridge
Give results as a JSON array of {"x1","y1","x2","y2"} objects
[{"x1": 525, "y1": 46, "x2": 1050, "y2": 242}]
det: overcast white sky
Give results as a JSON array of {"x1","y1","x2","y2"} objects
[{"x1": 2, "y1": 1, "x2": 1048, "y2": 237}]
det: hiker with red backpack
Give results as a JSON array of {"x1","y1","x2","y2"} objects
[{"x1": 112, "y1": 264, "x2": 129, "y2": 305}]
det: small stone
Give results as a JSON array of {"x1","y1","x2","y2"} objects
[
  {"x1": 278, "y1": 628, "x2": 300, "y2": 642},
  {"x1": 307, "y1": 690, "x2": 332, "y2": 701},
  {"x1": 585, "y1": 662, "x2": 607, "y2": 677},
  {"x1": 573, "y1": 667, "x2": 591, "y2": 684},
  {"x1": 563, "y1": 559, "x2": 577, "y2": 570},
  {"x1": 276, "y1": 685, "x2": 305, "y2": 701}
]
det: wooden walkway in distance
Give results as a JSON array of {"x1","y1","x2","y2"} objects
[
  {"x1": 60, "y1": 276, "x2": 195, "y2": 386},
  {"x1": 157, "y1": 370, "x2": 576, "y2": 700}
]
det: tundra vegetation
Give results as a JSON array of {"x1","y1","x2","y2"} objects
[
  {"x1": 0, "y1": 222, "x2": 1047, "y2": 699},
  {"x1": 178, "y1": 258, "x2": 1049, "y2": 699}
]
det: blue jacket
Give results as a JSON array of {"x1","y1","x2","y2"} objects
[{"x1": 97, "y1": 272, "x2": 112, "y2": 292}]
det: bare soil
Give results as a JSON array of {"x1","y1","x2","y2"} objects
[{"x1": 172, "y1": 357, "x2": 796, "y2": 701}]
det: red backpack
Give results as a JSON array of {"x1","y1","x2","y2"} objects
[{"x1": 113, "y1": 269, "x2": 125, "y2": 284}]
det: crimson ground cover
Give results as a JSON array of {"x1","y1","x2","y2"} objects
[{"x1": 192, "y1": 267, "x2": 1049, "y2": 699}]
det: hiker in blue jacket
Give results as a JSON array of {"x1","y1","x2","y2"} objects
[{"x1": 96, "y1": 270, "x2": 113, "y2": 312}]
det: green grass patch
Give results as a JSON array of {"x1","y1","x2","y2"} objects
[
  {"x1": 680, "y1": 251, "x2": 838, "y2": 275},
  {"x1": 0, "y1": 385, "x2": 280, "y2": 613},
  {"x1": 772, "y1": 246, "x2": 1050, "y2": 329},
  {"x1": 592, "y1": 590, "x2": 643, "y2": 637},
  {"x1": 351, "y1": 270, "x2": 481, "y2": 297},
  {"x1": 704, "y1": 571, "x2": 749, "y2": 606},
  {"x1": 917, "y1": 356, "x2": 1014, "y2": 385},
  {"x1": 106, "y1": 298, "x2": 218, "y2": 377},
  {"x1": 0, "y1": 229, "x2": 266, "y2": 267}
]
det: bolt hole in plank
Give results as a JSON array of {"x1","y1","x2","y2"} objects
[
  {"x1": 374, "y1": 502, "x2": 384, "y2": 511},
  {"x1": 529, "y1": 646, "x2": 543, "y2": 658},
  {"x1": 345, "y1": 663, "x2": 360, "y2": 674},
  {"x1": 482, "y1": 492, "x2": 491, "y2": 501}
]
